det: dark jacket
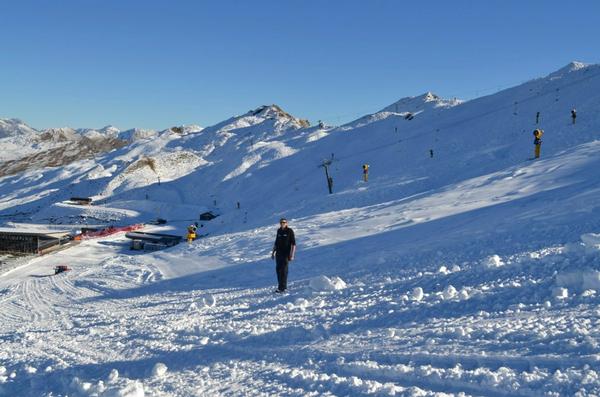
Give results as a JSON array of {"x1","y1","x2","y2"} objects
[{"x1": 273, "y1": 227, "x2": 296, "y2": 257}]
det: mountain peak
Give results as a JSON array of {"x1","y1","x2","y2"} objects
[
  {"x1": 38, "y1": 127, "x2": 79, "y2": 143},
  {"x1": 245, "y1": 104, "x2": 310, "y2": 128},
  {"x1": 248, "y1": 104, "x2": 289, "y2": 119},
  {"x1": 168, "y1": 125, "x2": 203, "y2": 135},
  {"x1": 118, "y1": 127, "x2": 158, "y2": 142},
  {"x1": 422, "y1": 91, "x2": 440, "y2": 102},
  {"x1": 548, "y1": 61, "x2": 589, "y2": 79},
  {"x1": 0, "y1": 118, "x2": 38, "y2": 138},
  {"x1": 99, "y1": 125, "x2": 121, "y2": 135}
]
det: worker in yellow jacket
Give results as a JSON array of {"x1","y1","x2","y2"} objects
[{"x1": 533, "y1": 129, "x2": 543, "y2": 159}]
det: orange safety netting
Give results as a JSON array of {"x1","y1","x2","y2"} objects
[{"x1": 74, "y1": 224, "x2": 143, "y2": 240}]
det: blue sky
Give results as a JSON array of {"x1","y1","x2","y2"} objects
[{"x1": 2, "y1": 0, "x2": 600, "y2": 130}]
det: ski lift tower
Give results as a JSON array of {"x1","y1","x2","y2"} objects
[{"x1": 319, "y1": 158, "x2": 334, "y2": 194}]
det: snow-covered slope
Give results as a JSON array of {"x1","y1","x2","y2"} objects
[{"x1": 1, "y1": 62, "x2": 600, "y2": 396}]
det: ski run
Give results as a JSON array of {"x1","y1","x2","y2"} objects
[{"x1": 1, "y1": 62, "x2": 600, "y2": 396}]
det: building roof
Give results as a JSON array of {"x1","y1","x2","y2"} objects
[{"x1": 0, "y1": 228, "x2": 71, "y2": 238}]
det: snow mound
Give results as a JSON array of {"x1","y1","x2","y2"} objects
[
  {"x1": 442, "y1": 285, "x2": 457, "y2": 300},
  {"x1": 483, "y1": 254, "x2": 504, "y2": 268},
  {"x1": 412, "y1": 287, "x2": 424, "y2": 301},
  {"x1": 309, "y1": 275, "x2": 347, "y2": 292},
  {"x1": 108, "y1": 369, "x2": 119, "y2": 382},
  {"x1": 553, "y1": 287, "x2": 569, "y2": 299},
  {"x1": 189, "y1": 294, "x2": 217, "y2": 311},
  {"x1": 72, "y1": 376, "x2": 144, "y2": 397},
  {"x1": 201, "y1": 294, "x2": 217, "y2": 308},
  {"x1": 151, "y1": 363, "x2": 168, "y2": 378}
]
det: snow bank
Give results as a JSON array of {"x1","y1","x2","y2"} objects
[
  {"x1": 483, "y1": 254, "x2": 504, "y2": 268},
  {"x1": 152, "y1": 363, "x2": 168, "y2": 378},
  {"x1": 309, "y1": 275, "x2": 347, "y2": 292},
  {"x1": 72, "y1": 376, "x2": 145, "y2": 397},
  {"x1": 411, "y1": 287, "x2": 424, "y2": 301},
  {"x1": 108, "y1": 369, "x2": 119, "y2": 382},
  {"x1": 442, "y1": 285, "x2": 457, "y2": 300},
  {"x1": 553, "y1": 287, "x2": 569, "y2": 299},
  {"x1": 189, "y1": 294, "x2": 217, "y2": 311}
]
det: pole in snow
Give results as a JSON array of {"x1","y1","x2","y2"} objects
[{"x1": 319, "y1": 159, "x2": 334, "y2": 194}]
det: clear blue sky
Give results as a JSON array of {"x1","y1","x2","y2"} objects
[{"x1": 2, "y1": 0, "x2": 600, "y2": 130}]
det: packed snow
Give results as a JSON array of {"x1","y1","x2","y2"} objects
[{"x1": 1, "y1": 63, "x2": 600, "y2": 396}]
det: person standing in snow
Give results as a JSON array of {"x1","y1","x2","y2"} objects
[
  {"x1": 533, "y1": 129, "x2": 543, "y2": 159},
  {"x1": 362, "y1": 164, "x2": 369, "y2": 182},
  {"x1": 536, "y1": 111, "x2": 540, "y2": 125},
  {"x1": 271, "y1": 218, "x2": 296, "y2": 293},
  {"x1": 571, "y1": 108, "x2": 577, "y2": 125}
]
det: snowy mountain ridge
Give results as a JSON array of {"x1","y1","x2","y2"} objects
[{"x1": 0, "y1": 117, "x2": 37, "y2": 138}]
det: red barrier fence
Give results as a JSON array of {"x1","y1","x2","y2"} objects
[{"x1": 74, "y1": 224, "x2": 143, "y2": 240}]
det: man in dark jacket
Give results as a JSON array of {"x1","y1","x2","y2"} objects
[{"x1": 271, "y1": 218, "x2": 296, "y2": 293}]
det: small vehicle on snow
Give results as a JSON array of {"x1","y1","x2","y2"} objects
[{"x1": 54, "y1": 265, "x2": 71, "y2": 275}]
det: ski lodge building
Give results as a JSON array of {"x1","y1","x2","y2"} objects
[{"x1": 0, "y1": 229, "x2": 72, "y2": 255}]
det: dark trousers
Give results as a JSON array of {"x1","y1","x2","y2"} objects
[{"x1": 275, "y1": 255, "x2": 289, "y2": 291}]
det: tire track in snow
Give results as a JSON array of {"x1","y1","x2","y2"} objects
[
  {"x1": 48, "y1": 270, "x2": 96, "y2": 301},
  {"x1": 0, "y1": 299, "x2": 27, "y2": 324},
  {"x1": 0, "y1": 283, "x2": 38, "y2": 324},
  {"x1": 0, "y1": 284, "x2": 27, "y2": 324},
  {"x1": 330, "y1": 361, "x2": 531, "y2": 397},
  {"x1": 21, "y1": 277, "x2": 58, "y2": 323}
]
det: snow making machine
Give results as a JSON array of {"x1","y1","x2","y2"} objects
[{"x1": 54, "y1": 265, "x2": 71, "y2": 275}]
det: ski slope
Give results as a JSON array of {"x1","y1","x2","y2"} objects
[{"x1": 1, "y1": 62, "x2": 600, "y2": 396}]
